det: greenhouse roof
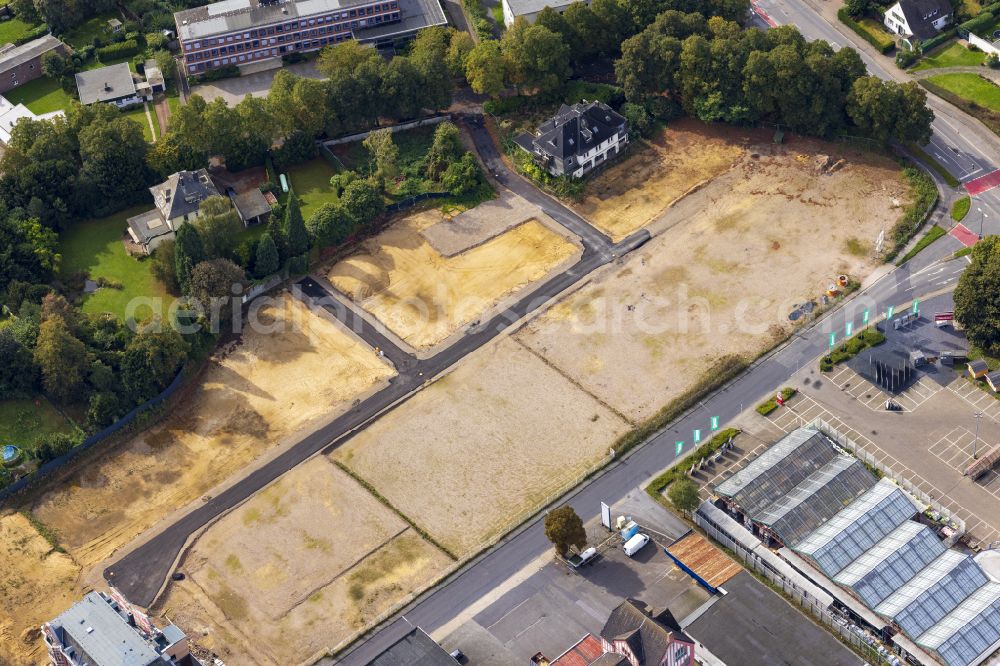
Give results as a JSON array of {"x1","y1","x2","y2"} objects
[{"x1": 917, "y1": 582, "x2": 1000, "y2": 666}]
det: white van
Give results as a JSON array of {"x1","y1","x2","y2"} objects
[{"x1": 623, "y1": 533, "x2": 650, "y2": 557}]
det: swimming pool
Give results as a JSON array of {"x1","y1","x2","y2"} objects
[{"x1": 2, "y1": 444, "x2": 20, "y2": 464}]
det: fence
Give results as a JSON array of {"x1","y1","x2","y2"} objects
[
  {"x1": 812, "y1": 417, "x2": 966, "y2": 544},
  {"x1": 0, "y1": 368, "x2": 187, "y2": 504},
  {"x1": 243, "y1": 273, "x2": 286, "y2": 304},
  {"x1": 696, "y1": 506, "x2": 896, "y2": 666},
  {"x1": 319, "y1": 115, "x2": 451, "y2": 148},
  {"x1": 385, "y1": 191, "x2": 450, "y2": 213}
]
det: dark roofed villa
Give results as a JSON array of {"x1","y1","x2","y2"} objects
[{"x1": 514, "y1": 101, "x2": 628, "y2": 179}]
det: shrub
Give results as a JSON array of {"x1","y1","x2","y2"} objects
[
  {"x1": 14, "y1": 23, "x2": 50, "y2": 47},
  {"x1": 838, "y1": 7, "x2": 895, "y2": 54},
  {"x1": 33, "y1": 431, "x2": 84, "y2": 464},
  {"x1": 97, "y1": 39, "x2": 140, "y2": 61},
  {"x1": 886, "y1": 165, "x2": 937, "y2": 259},
  {"x1": 820, "y1": 328, "x2": 886, "y2": 371},
  {"x1": 896, "y1": 49, "x2": 919, "y2": 68},
  {"x1": 918, "y1": 28, "x2": 955, "y2": 53},
  {"x1": 756, "y1": 387, "x2": 798, "y2": 415},
  {"x1": 272, "y1": 130, "x2": 318, "y2": 170},
  {"x1": 645, "y1": 428, "x2": 741, "y2": 500},
  {"x1": 188, "y1": 64, "x2": 240, "y2": 84},
  {"x1": 287, "y1": 252, "x2": 309, "y2": 275},
  {"x1": 959, "y1": 11, "x2": 995, "y2": 37},
  {"x1": 988, "y1": 53, "x2": 1000, "y2": 68}
]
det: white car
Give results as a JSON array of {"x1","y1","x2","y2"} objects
[{"x1": 623, "y1": 533, "x2": 651, "y2": 557}]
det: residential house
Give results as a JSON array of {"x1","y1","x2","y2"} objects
[
  {"x1": 501, "y1": 0, "x2": 590, "y2": 26},
  {"x1": 365, "y1": 627, "x2": 456, "y2": 665},
  {"x1": 42, "y1": 589, "x2": 201, "y2": 666},
  {"x1": 174, "y1": 0, "x2": 447, "y2": 76},
  {"x1": 127, "y1": 169, "x2": 223, "y2": 254},
  {"x1": 514, "y1": 100, "x2": 628, "y2": 179},
  {"x1": 75, "y1": 63, "x2": 144, "y2": 107},
  {"x1": 598, "y1": 600, "x2": 695, "y2": 666},
  {"x1": 883, "y1": 0, "x2": 952, "y2": 41},
  {"x1": 0, "y1": 34, "x2": 70, "y2": 94},
  {"x1": 0, "y1": 93, "x2": 63, "y2": 144}
]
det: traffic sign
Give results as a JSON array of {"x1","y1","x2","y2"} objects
[
  {"x1": 845, "y1": 321, "x2": 853, "y2": 337},
  {"x1": 675, "y1": 441, "x2": 684, "y2": 456},
  {"x1": 710, "y1": 416, "x2": 719, "y2": 431},
  {"x1": 693, "y1": 429, "x2": 702, "y2": 444}
]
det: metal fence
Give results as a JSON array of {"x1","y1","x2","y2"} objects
[
  {"x1": 696, "y1": 510, "x2": 893, "y2": 666},
  {"x1": 0, "y1": 368, "x2": 187, "y2": 504},
  {"x1": 385, "y1": 191, "x2": 450, "y2": 213},
  {"x1": 812, "y1": 417, "x2": 966, "y2": 544}
]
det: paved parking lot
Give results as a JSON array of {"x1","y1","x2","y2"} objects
[{"x1": 828, "y1": 365, "x2": 942, "y2": 412}]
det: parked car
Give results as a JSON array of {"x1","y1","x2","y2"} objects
[
  {"x1": 450, "y1": 649, "x2": 465, "y2": 663},
  {"x1": 565, "y1": 547, "x2": 599, "y2": 569},
  {"x1": 623, "y1": 533, "x2": 651, "y2": 557},
  {"x1": 171, "y1": 572, "x2": 185, "y2": 581}
]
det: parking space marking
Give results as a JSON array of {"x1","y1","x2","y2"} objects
[
  {"x1": 949, "y1": 379, "x2": 1000, "y2": 421},
  {"x1": 828, "y1": 368, "x2": 941, "y2": 413}
]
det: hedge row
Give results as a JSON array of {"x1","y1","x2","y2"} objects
[
  {"x1": 646, "y1": 428, "x2": 741, "y2": 499},
  {"x1": 959, "y1": 11, "x2": 996, "y2": 37},
  {"x1": 918, "y1": 28, "x2": 956, "y2": 53},
  {"x1": 13, "y1": 23, "x2": 49, "y2": 46},
  {"x1": 920, "y1": 77, "x2": 1000, "y2": 136},
  {"x1": 756, "y1": 387, "x2": 798, "y2": 416},
  {"x1": 838, "y1": 7, "x2": 895, "y2": 54},
  {"x1": 820, "y1": 327, "x2": 886, "y2": 371},
  {"x1": 886, "y1": 165, "x2": 938, "y2": 259},
  {"x1": 97, "y1": 39, "x2": 140, "y2": 61}
]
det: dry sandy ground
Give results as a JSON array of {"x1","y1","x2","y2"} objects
[
  {"x1": 517, "y1": 127, "x2": 910, "y2": 422},
  {"x1": 334, "y1": 336, "x2": 631, "y2": 557},
  {"x1": 0, "y1": 295, "x2": 392, "y2": 665},
  {"x1": 0, "y1": 512, "x2": 81, "y2": 665},
  {"x1": 327, "y1": 210, "x2": 579, "y2": 350},
  {"x1": 154, "y1": 457, "x2": 451, "y2": 666},
  {"x1": 572, "y1": 119, "x2": 745, "y2": 240}
]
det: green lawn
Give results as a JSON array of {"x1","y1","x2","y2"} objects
[
  {"x1": 0, "y1": 398, "x2": 75, "y2": 450},
  {"x1": 285, "y1": 158, "x2": 340, "y2": 221},
  {"x1": 63, "y1": 13, "x2": 117, "y2": 49},
  {"x1": 0, "y1": 16, "x2": 40, "y2": 44},
  {"x1": 912, "y1": 42, "x2": 987, "y2": 71},
  {"x1": 4, "y1": 76, "x2": 74, "y2": 114},
  {"x1": 59, "y1": 205, "x2": 169, "y2": 321},
  {"x1": 925, "y1": 72, "x2": 1000, "y2": 110},
  {"x1": 120, "y1": 103, "x2": 155, "y2": 142}
]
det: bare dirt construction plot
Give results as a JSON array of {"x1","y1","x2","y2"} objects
[
  {"x1": 334, "y1": 336, "x2": 631, "y2": 557},
  {"x1": 571, "y1": 119, "x2": 744, "y2": 240},
  {"x1": 28, "y1": 293, "x2": 393, "y2": 574},
  {"x1": 0, "y1": 512, "x2": 81, "y2": 665},
  {"x1": 327, "y1": 208, "x2": 579, "y2": 350},
  {"x1": 154, "y1": 457, "x2": 450, "y2": 666},
  {"x1": 517, "y1": 130, "x2": 911, "y2": 422}
]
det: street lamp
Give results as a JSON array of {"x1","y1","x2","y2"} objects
[
  {"x1": 978, "y1": 207, "x2": 986, "y2": 241},
  {"x1": 974, "y1": 411, "x2": 984, "y2": 459}
]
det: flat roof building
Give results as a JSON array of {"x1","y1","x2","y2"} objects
[
  {"x1": 175, "y1": 0, "x2": 447, "y2": 76},
  {"x1": 42, "y1": 590, "x2": 201, "y2": 666},
  {"x1": 76, "y1": 63, "x2": 143, "y2": 107},
  {"x1": 365, "y1": 627, "x2": 456, "y2": 665},
  {"x1": 500, "y1": 0, "x2": 588, "y2": 26}
]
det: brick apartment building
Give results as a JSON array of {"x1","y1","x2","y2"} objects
[
  {"x1": 0, "y1": 34, "x2": 70, "y2": 94},
  {"x1": 174, "y1": 0, "x2": 447, "y2": 76}
]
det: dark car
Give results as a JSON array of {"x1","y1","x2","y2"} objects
[{"x1": 171, "y1": 572, "x2": 186, "y2": 581}]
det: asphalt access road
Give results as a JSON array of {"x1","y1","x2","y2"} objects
[
  {"x1": 332, "y1": 243, "x2": 969, "y2": 664},
  {"x1": 103, "y1": 133, "x2": 647, "y2": 606}
]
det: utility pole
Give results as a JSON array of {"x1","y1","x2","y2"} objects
[
  {"x1": 978, "y1": 207, "x2": 987, "y2": 241},
  {"x1": 974, "y1": 412, "x2": 984, "y2": 460}
]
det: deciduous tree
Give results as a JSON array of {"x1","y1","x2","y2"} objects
[
  {"x1": 954, "y1": 236, "x2": 1000, "y2": 355},
  {"x1": 544, "y1": 505, "x2": 587, "y2": 558},
  {"x1": 193, "y1": 195, "x2": 242, "y2": 260},
  {"x1": 425, "y1": 121, "x2": 463, "y2": 180},
  {"x1": 188, "y1": 258, "x2": 246, "y2": 326},
  {"x1": 464, "y1": 40, "x2": 506, "y2": 98},
  {"x1": 341, "y1": 178, "x2": 384, "y2": 227},
  {"x1": 667, "y1": 478, "x2": 701, "y2": 512},
  {"x1": 174, "y1": 223, "x2": 206, "y2": 295},
  {"x1": 34, "y1": 315, "x2": 88, "y2": 402},
  {"x1": 362, "y1": 128, "x2": 399, "y2": 183},
  {"x1": 307, "y1": 202, "x2": 355, "y2": 248},
  {"x1": 120, "y1": 327, "x2": 189, "y2": 403}
]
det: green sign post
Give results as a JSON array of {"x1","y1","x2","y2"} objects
[
  {"x1": 675, "y1": 441, "x2": 684, "y2": 456},
  {"x1": 845, "y1": 321, "x2": 853, "y2": 337},
  {"x1": 710, "y1": 416, "x2": 719, "y2": 431},
  {"x1": 887, "y1": 305, "x2": 895, "y2": 320},
  {"x1": 912, "y1": 299, "x2": 919, "y2": 314},
  {"x1": 829, "y1": 332, "x2": 837, "y2": 348},
  {"x1": 862, "y1": 308, "x2": 870, "y2": 325},
  {"x1": 693, "y1": 429, "x2": 702, "y2": 444}
]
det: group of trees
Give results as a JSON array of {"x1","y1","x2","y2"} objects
[
  {"x1": 954, "y1": 237, "x2": 1000, "y2": 356},
  {"x1": 614, "y1": 16, "x2": 932, "y2": 143}
]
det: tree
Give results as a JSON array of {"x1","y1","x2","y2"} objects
[
  {"x1": 501, "y1": 20, "x2": 572, "y2": 93},
  {"x1": 307, "y1": 202, "x2": 355, "y2": 248},
  {"x1": 151, "y1": 239, "x2": 179, "y2": 294},
  {"x1": 464, "y1": 40, "x2": 506, "y2": 97},
  {"x1": 193, "y1": 195, "x2": 242, "y2": 260},
  {"x1": 446, "y1": 31, "x2": 476, "y2": 78},
  {"x1": 266, "y1": 212, "x2": 288, "y2": 262},
  {"x1": 41, "y1": 51, "x2": 69, "y2": 79},
  {"x1": 283, "y1": 189, "x2": 310, "y2": 257},
  {"x1": 341, "y1": 178, "x2": 384, "y2": 227},
  {"x1": 442, "y1": 153, "x2": 482, "y2": 196},
  {"x1": 254, "y1": 231, "x2": 280, "y2": 278},
  {"x1": 954, "y1": 236, "x2": 1000, "y2": 355},
  {"x1": 154, "y1": 49, "x2": 175, "y2": 85},
  {"x1": 34, "y1": 0, "x2": 81, "y2": 34},
  {"x1": 188, "y1": 258, "x2": 246, "y2": 327},
  {"x1": 845, "y1": 0, "x2": 872, "y2": 17},
  {"x1": 410, "y1": 26, "x2": 454, "y2": 112},
  {"x1": 425, "y1": 121, "x2": 463, "y2": 180},
  {"x1": 544, "y1": 505, "x2": 587, "y2": 558},
  {"x1": 34, "y1": 315, "x2": 88, "y2": 402},
  {"x1": 362, "y1": 128, "x2": 399, "y2": 184},
  {"x1": 174, "y1": 223, "x2": 206, "y2": 295},
  {"x1": 0, "y1": 327, "x2": 37, "y2": 400},
  {"x1": 9, "y1": 0, "x2": 40, "y2": 24},
  {"x1": 120, "y1": 327, "x2": 189, "y2": 403},
  {"x1": 78, "y1": 116, "x2": 149, "y2": 201},
  {"x1": 0, "y1": 215, "x2": 60, "y2": 294},
  {"x1": 667, "y1": 478, "x2": 701, "y2": 512},
  {"x1": 847, "y1": 76, "x2": 933, "y2": 144}
]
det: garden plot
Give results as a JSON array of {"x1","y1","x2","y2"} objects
[
  {"x1": 327, "y1": 208, "x2": 579, "y2": 350},
  {"x1": 153, "y1": 457, "x2": 451, "y2": 666},
  {"x1": 571, "y1": 119, "x2": 745, "y2": 240},
  {"x1": 333, "y1": 336, "x2": 630, "y2": 557},
  {"x1": 27, "y1": 293, "x2": 394, "y2": 572},
  {"x1": 517, "y1": 132, "x2": 911, "y2": 422}
]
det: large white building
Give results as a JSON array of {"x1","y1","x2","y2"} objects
[{"x1": 513, "y1": 100, "x2": 628, "y2": 179}]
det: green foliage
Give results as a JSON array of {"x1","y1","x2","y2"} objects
[
  {"x1": 287, "y1": 252, "x2": 309, "y2": 276},
  {"x1": 307, "y1": 202, "x2": 355, "y2": 248},
  {"x1": 33, "y1": 314, "x2": 88, "y2": 402},
  {"x1": 645, "y1": 428, "x2": 741, "y2": 500},
  {"x1": 667, "y1": 477, "x2": 701, "y2": 512},
  {"x1": 906, "y1": 143, "x2": 960, "y2": 187},
  {"x1": 887, "y1": 166, "x2": 937, "y2": 259},
  {"x1": 543, "y1": 505, "x2": 586, "y2": 558},
  {"x1": 96, "y1": 38, "x2": 140, "y2": 61},
  {"x1": 952, "y1": 196, "x2": 971, "y2": 221},
  {"x1": 954, "y1": 236, "x2": 1000, "y2": 355},
  {"x1": 0, "y1": 328, "x2": 38, "y2": 399},
  {"x1": 442, "y1": 153, "x2": 483, "y2": 196},
  {"x1": 954, "y1": 246, "x2": 973, "y2": 258},
  {"x1": 174, "y1": 223, "x2": 205, "y2": 295},
  {"x1": 465, "y1": 40, "x2": 506, "y2": 97},
  {"x1": 13, "y1": 23, "x2": 50, "y2": 47},
  {"x1": 272, "y1": 130, "x2": 318, "y2": 171},
  {"x1": 188, "y1": 258, "x2": 246, "y2": 324},
  {"x1": 461, "y1": 0, "x2": 494, "y2": 40},
  {"x1": 756, "y1": 387, "x2": 798, "y2": 415},
  {"x1": 848, "y1": 78, "x2": 934, "y2": 145},
  {"x1": 362, "y1": 128, "x2": 399, "y2": 183},
  {"x1": 896, "y1": 49, "x2": 919, "y2": 68},
  {"x1": 501, "y1": 20, "x2": 572, "y2": 93},
  {"x1": 959, "y1": 10, "x2": 996, "y2": 35},
  {"x1": 119, "y1": 327, "x2": 188, "y2": 404},
  {"x1": 253, "y1": 232, "x2": 279, "y2": 278},
  {"x1": 425, "y1": 122, "x2": 464, "y2": 180},
  {"x1": 838, "y1": 7, "x2": 895, "y2": 54},
  {"x1": 341, "y1": 178, "x2": 385, "y2": 227},
  {"x1": 819, "y1": 328, "x2": 886, "y2": 371},
  {"x1": 895, "y1": 225, "x2": 947, "y2": 266},
  {"x1": 283, "y1": 190, "x2": 310, "y2": 257},
  {"x1": 32, "y1": 431, "x2": 83, "y2": 464},
  {"x1": 193, "y1": 196, "x2": 243, "y2": 260},
  {"x1": 917, "y1": 29, "x2": 956, "y2": 54}
]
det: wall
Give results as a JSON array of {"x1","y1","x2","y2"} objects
[{"x1": 968, "y1": 32, "x2": 1000, "y2": 55}]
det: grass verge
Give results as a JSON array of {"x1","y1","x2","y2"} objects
[
  {"x1": 896, "y1": 224, "x2": 947, "y2": 266},
  {"x1": 951, "y1": 195, "x2": 971, "y2": 221},
  {"x1": 905, "y1": 143, "x2": 960, "y2": 187},
  {"x1": 912, "y1": 42, "x2": 986, "y2": 71},
  {"x1": 756, "y1": 387, "x2": 798, "y2": 416},
  {"x1": 0, "y1": 398, "x2": 75, "y2": 451},
  {"x1": 820, "y1": 327, "x2": 886, "y2": 371},
  {"x1": 886, "y1": 165, "x2": 938, "y2": 260},
  {"x1": 920, "y1": 75, "x2": 1000, "y2": 137},
  {"x1": 954, "y1": 246, "x2": 973, "y2": 258}
]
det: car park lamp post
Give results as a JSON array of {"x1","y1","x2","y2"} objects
[
  {"x1": 974, "y1": 412, "x2": 983, "y2": 459},
  {"x1": 978, "y1": 208, "x2": 986, "y2": 241}
]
